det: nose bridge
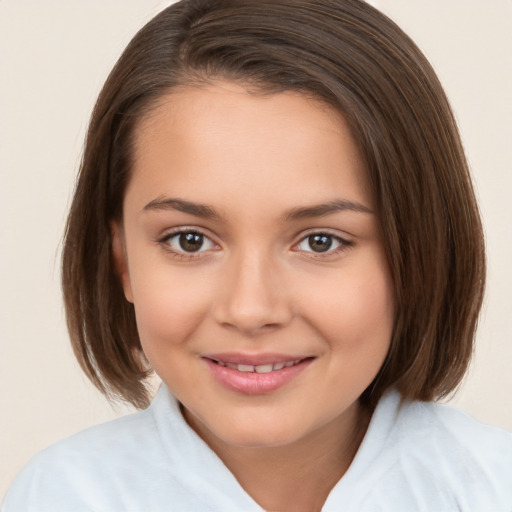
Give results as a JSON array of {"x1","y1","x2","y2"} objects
[{"x1": 214, "y1": 245, "x2": 291, "y2": 334}]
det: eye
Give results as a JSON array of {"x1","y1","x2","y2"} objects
[
  {"x1": 164, "y1": 230, "x2": 217, "y2": 253},
  {"x1": 296, "y1": 233, "x2": 347, "y2": 254}
]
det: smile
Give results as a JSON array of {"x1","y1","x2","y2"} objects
[
  {"x1": 211, "y1": 359, "x2": 303, "y2": 373},
  {"x1": 204, "y1": 355, "x2": 314, "y2": 395}
]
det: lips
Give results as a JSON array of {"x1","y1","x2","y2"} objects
[
  {"x1": 203, "y1": 353, "x2": 314, "y2": 394},
  {"x1": 209, "y1": 358, "x2": 303, "y2": 373}
]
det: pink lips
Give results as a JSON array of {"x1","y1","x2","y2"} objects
[{"x1": 203, "y1": 353, "x2": 313, "y2": 395}]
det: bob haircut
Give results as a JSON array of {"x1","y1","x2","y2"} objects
[{"x1": 62, "y1": 0, "x2": 485, "y2": 409}]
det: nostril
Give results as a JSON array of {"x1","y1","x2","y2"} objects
[{"x1": 212, "y1": 264, "x2": 293, "y2": 333}]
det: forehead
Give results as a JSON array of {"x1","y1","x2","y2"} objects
[{"x1": 127, "y1": 81, "x2": 371, "y2": 215}]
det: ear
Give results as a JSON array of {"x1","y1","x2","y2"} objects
[{"x1": 110, "y1": 221, "x2": 134, "y2": 303}]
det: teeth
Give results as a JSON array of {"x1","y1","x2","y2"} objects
[
  {"x1": 217, "y1": 359, "x2": 303, "y2": 372},
  {"x1": 237, "y1": 364, "x2": 255, "y2": 372},
  {"x1": 255, "y1": 364, "x2": 273, "y2": 373}
]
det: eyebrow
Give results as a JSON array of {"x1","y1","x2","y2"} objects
[
  {"x1": 143, "y1": 196, "x2": 220, "y2": 219},
  {"x1": 142, "y1": 196, "x2": 372, "y2": 220},
  {"x1": 282, "y1": 199, "x2": 373, "y2": 220}
]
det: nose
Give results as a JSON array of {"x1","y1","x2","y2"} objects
[{"x1": 213, "y1": 249, "x2": 293, "y2": 335}]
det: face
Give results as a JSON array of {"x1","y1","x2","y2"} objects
[{"x1": 114, "y1": 81, "x2": 394, "y2": 450}]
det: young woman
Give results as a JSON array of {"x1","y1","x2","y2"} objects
[{"x1": 3, "y1": 1, "x2": 511, "y2": 511}]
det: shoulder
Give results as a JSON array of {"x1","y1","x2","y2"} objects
[
  {"x1": 2, "y1": 407, "x2": 164, "y2": 512},
  {"x1": 2, "y1": 387, "x2": 258, "y2": 512},
  {"x1": 377, "y1": 394, "x2": 512, "y2": 510},
  {"x1": 399, "y1": 398, "x2": 512, "y2": 470}
]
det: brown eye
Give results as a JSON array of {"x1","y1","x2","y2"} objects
[
  {"x1": 166, "y1": 231, "x2": 216, "y2": 253},
  {"x1": 179, "y1": 232, "x2": 204, "y2": 252},
  {"x1": 296, "y1": 233, "x2": 347, "y2": 254},
  {"x1": 307, "y1": 234, "x2": 333, "y2": 252}
]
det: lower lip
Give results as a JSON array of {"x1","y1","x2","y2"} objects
[{"x1": 204, "y1": 358, "x2": 313, "y2": 395}]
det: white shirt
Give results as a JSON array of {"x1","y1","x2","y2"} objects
[{"x1": 3, "y1": 386, "x2": 512, "y2": 511}]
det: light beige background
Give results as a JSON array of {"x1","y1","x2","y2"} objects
[{"x1": 1, "y1": 0, "x2": 511, "y2": 499}]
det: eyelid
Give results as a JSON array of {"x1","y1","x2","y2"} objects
[
  {"x1": 294, "y1": 227, "x2": 352, "y2": 244},
  {"x1": 157, "y1": 224, "x2": 218, "y2": 239},
  {"x1": 156, "y1": 226, "x2": 221, "y2": 258},
  {"x1": 292, "y1": 229, "x2": 353, "y2": 256}
]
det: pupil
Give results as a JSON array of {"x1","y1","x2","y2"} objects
[
  {"x1": 309, "y1": 234, "x2": 332, "y2": 252},
  {"x1": 179, "y1": 232, "x2": 203, "y2": 252}
]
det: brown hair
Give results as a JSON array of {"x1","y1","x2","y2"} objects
[{"x1": 62, "y1": 0, "x2": 485, "y2": 409}]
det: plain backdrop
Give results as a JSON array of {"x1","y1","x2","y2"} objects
[{"x1": 1, "y1": 0, "x2": 511, "y2": 499}]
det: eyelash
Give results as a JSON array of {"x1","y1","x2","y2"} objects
[
  {"x1": 157, "y1": 227, "x2": 219, "y2": 261},
  {"x1": 294, "y1": 231, "x2": 352, "y2": 258},
  {"x1": 156, "y1": 228, "x2": 352, "y2": 261}
]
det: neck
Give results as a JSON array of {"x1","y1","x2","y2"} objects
[{"x1": 186, "y1": 400, "x2": 370, "y2": 512}]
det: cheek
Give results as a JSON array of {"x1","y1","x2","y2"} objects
[
  {"x1": 303, "y1": 256, "x2": 394, "y2": 355},
  {"x1": 129, "y1": 268, "x2": 212, "y2": 351},
  {"x1": 314, "y1": 265, "x2": 394, "y2": 402}
]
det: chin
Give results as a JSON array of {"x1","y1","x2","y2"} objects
[
  {"x1": 188, "y1": 407, "x2": 309, "y2": 450},
  {"x1": 218, "y1": 425, "x2": 305, "y2": 450}
]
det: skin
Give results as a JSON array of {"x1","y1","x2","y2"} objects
[{"x1": 112, "y1": 81, "x2": 395, "y2": 512}]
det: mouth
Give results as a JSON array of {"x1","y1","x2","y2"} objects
[
  {"x1": 207, "y1": 358, "x2": 308, "y2": 373},
  {"x1": 203, "y1": 354, "x2": 314, "y2": 394}
]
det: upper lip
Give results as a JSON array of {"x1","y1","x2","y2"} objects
[{"x1": 203, "y1": 352, "x2": 313, "y2": 366}]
